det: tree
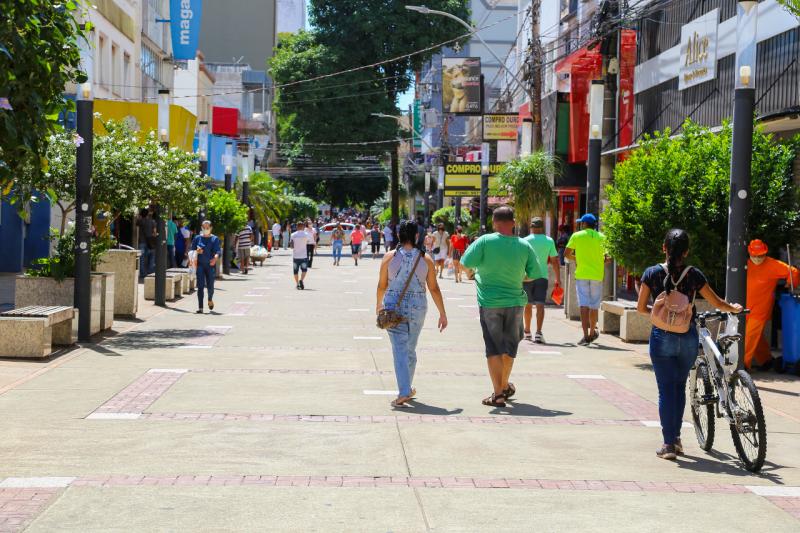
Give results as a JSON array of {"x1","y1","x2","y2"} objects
[
  {"x1": 0, "y1": 1, "x2": 87, "y2": 186},
  {"x1": 139, "y1": 131, "x2": 207, "y2": 217},
  {"x1": 206, "y1": 189, "x2": 248, "y2": 236},
  {"x1": 495, "y1": 151, "x2": 557, "y2": 230},
  {"x1": 432, "y1": 206, "x2": 472, "y2": 233},
  {"x1": 603, "y1": 120, "x2": 800, "y2": 290},
  {"x1": 777, "y1": 0, "x2": 800, "y2": 19},
  {"x1": 287, "y1": 174, "x2": 389, "y2": 208},
  {"x1": 286, "y1": 195, "x2": 319, "y2": 221},
  {"x1": 243, "y1": 171, "x2": 290, "y2": 228}
]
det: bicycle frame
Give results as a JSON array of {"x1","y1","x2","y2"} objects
[{"x1": 697, "y1": 326, "x2": 734, "y2": 421}]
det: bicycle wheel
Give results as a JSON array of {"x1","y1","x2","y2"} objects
[
  {"x1": 689, "y1": 362, "x2": 715, "y2": 451},
  {"x1": 728, "y1": 370, "x2": 767, "y2": 472}
]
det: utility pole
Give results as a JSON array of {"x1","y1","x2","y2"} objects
[
  {"x1": 154, "y1": 89, "x2": 170, "y2": 307},
  {"x1": 391, "y1": 147, "x2": 400, "y2": 224},
  {"x1": 530, "y1": 0, "x2": 543, "y2": 150},
  {"x1": 75, "y1": 82, "x2": 93, "y2": 341}
]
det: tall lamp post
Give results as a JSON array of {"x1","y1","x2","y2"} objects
[
  {"x1": 479, "y1": 143, "x2": 490, "y2": 235},
  {"x1": 241, "y1": 152, "x2": 250, "y2": 206},
  {"x1": 154, "y1": 89, "x2": 170, "y2": 306},
  {"x1": 75, "y1": 80, "x2": 93, "y2": 342},
  {"x1": 586, "y1": 80, "x2": 604, "y2": 217},
  {"x1": 222, "y1": 141, "x2": 234, "y2": 276},
  {"x1": 726, "y1": 0, "x2": 758, "y2": 358},
  {"x1": 197, "y1": 121, "x2": 209, "y2": 221}
]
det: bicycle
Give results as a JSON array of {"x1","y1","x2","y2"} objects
[{"x1": 689, "y1": 310, "x2": 767, "y2": 472}]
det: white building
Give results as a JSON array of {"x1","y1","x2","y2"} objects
[
  {"x1": 87, "y1": 0, "x2": 142, "y2": 101},
  {"x1": 276, "y1": 0, "x2": 306, "y2": 34},
  {"x1": 173, "y1": 52, "x2": 216, "y2": 126}
]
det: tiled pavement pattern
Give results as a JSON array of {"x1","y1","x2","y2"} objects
[{"x1": 2, "y1": 250, "x2": 800, "y2": 531}]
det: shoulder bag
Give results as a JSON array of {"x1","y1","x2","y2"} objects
[
  {"x1": 377, "y1": 252, "x2": 423, "y2": 329},
  {"x1": 650, "y1": 264, "x2": 695, "y2": 333}
]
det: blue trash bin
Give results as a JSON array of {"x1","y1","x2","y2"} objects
[{"x1": 779, "y1": 293, "x2": 800, "y2": 367}]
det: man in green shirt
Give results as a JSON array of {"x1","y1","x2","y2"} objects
[
  {"x1": 522, "y1": 217, "x2": 561, "y2": 344},
  {"x1": 166, "y1": 216, "x2": 178, "y2": 268},
  {"x1": 565, "y1": 213, "x2": 607, "y2": 345},
  {"x1": 461, "y1": 206, "x2": 545, "y2": 408}
]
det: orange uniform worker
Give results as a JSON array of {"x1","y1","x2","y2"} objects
[{"x1": 745, "y1": 239, "x2": 800, "y2": 370}]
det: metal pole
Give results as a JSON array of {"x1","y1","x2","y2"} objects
[
  {"x1": 74, "y1": 92, "x2": 93, "y2": 342},
  {"x1": 479, "y1": 171, "x2": 488, "y2": 235},
  {"x1": 586, "y1": 138, "x2": 602, "y2": 216},
  {"x1": 223, "y1": 168, "x2": 233, "y2": 275},
  {"x1": 154, "y1": 89, "x2": 170, "y2": 307},
  {"x1": 391, "y1": 147, "x2": 400, "y2": 223},
  {"x1": 454, "y1": 197, "x2": 462, "y2": 225}
]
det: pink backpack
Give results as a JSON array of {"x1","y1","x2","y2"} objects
[{"x1": 650, "y1": 264, "x2": 695, "y2": 333}]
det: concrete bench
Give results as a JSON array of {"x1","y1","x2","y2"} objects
[
  {"x1": 0, "y1": 306, "x2": 77, "y2": 358},
  {"x1": 600, "y1": 300, "x2": 651, "y2": 343},
  {"x1": 143, "y1": 274, "x2": 182, "y2": 301},
  {"x1": 166, "y1": 268, "x2": 194, "y2": 294}
]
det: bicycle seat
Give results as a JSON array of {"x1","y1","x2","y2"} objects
[{"x1": 718, "y1": 333, "x2": 741, "y2": 346}]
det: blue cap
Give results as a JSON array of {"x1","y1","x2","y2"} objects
[{"x1": 578, "y1": 213, "x2": 597, "y2": 224}]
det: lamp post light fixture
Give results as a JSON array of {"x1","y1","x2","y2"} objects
[
  {"x1": 241, "y1": 153, "x2": 250, "y2": 206},
  {"x1": 586, "y1": 80, "x2": 604, "y2": 217},
  {"x1": 424, "y1": 170, "x2": 431, "y2": 224},
  {"x1": 479, "y1": 142, "x2": 490, "y2": 235},
  {"x1": 222, "y1": 142, "x2": 235, "y2": 276},
  {"x1": 726, "y1": 0, "x2": 759, "y2": 360},
  {"x1": 437, "y1": 166, "x2": 445, "y2": 211}
]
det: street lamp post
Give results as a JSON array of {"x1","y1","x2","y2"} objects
[
  {"x1": 75, "y1": 81, "x2": 93, "y2": 342},
  {"x1": 241, "y1": 152, "x2": 250, "y2": 206},
  {"x1": 727, "y1": 0, "x2": 758, "y2": 359},
  {"x1": 479, "y1": 143, "x2": 490, "y2": 235},
  {"x1": 197, "y1": 121, "x2": 208, "y2": 221},
  {"x1": 154, "y1": 89, "x2": 170, "y2": 306},
  {"x1": 587, "y1": 80, "x2": 604, "y2": 217},
  {"x1": 222, "y1": 141, "x2": 234, "y2": 276},
  {"x1": 424, "y1": 169, "x2": 431, "y2": 224}
]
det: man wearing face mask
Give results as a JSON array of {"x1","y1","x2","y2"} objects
[
  {"x1": 745, "y1": 239, "x2": 800, "y2": 370},
  {"x1": 192, "y1": 220, "x2": 222, "y2": 314}
]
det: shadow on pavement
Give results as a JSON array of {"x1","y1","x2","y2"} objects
[
  {"x1": 395, "y1": 401, "x2": 464, "y2": 415},
  {"x1": 101, "y1": 328, "x2": 221, "y2": 350},
  {"x1": 490, "y1": 401, "x2": 572, "y2": 418},
  {"x1": 677, "y1": 450, "x2": 785, "y2": 482}
]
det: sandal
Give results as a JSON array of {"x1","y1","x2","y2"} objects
[
  {"x1": 503, "y1": 383, "x2": 516, "y2": 399},
  {"x1": 391, "y1": 396, "x2": 412, "y2": 408},
  {"x1": 482, "y1": 393, "x2": 506, "y2": 408}
]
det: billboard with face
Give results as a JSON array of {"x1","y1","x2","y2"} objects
[{"x1": 442, "y1": 57, "x2": 481, "y2": 114}]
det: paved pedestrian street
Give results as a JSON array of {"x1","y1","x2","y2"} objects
[{"x1": 1, "y1": 250, "x2": 799, "y2": 532}]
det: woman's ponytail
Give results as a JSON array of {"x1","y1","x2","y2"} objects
[{"x1": 663, "y1": 229, "x2": 689, "y2": 293}]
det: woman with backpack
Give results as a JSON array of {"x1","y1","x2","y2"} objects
[{"x1": 636, "y1": 229, "x2": 742, "y2": 461}]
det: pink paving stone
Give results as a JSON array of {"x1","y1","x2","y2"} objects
[
  {"x1": 570, "y1": 480, "x2": 590, "y2": 490},
  {"x1": 538, "y1": 480, "x2": 561, "y2": 489},
  {"x1": 139, "y1": 477, "x2": 161, "y2": 486},
  {"x1": 669, "y1": 483, "x2": 696, "y2": 493},
  {"x1": 521, "y1": 479, "x2": 543, "y2": 489}
]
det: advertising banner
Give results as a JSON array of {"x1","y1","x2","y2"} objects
[
  {"x1": 679, "y1": 9, "x2": 718, "y2": 90},
  {"x1": 170, "y1": 0, "x2": 203, "y2": 61},
  {"x1": 483, "y1": 114, "x2": 519, "y2": 141},
  {"x1": 442, "y1": 57, "x2": 481, "y2": 114},
  {"x1": 412, "y1": 98, "x2": 422, "y2": 150},
  {"x1": 443, "y1": 162, "x2": 507, "y2": 197}
]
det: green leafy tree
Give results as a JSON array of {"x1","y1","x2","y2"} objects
[
  {"x1": 777, "y1": 0, "x2": 800, "y2": 19},
  {"x1": 206, "y1": 189, "x2": 248, "y2": 236},
  {"x1": 604, "y1": 120, "x2": 800, "y2": 290},
  {"x1": 495, "y1": 151, "x2": 557, "y2": 231},
  {"x1": 0, "y1": 1, "x2": 87, "y2": 186},
  {"x1": 286, "y1": 195, "x2": 319, "y2": 221},
  {"x1": 139, "y1": 131, "x2": 207, "y2": 217},
  {"x1": 432, "y1": 206, "x2": 472, "y2": 233},
  {"x1": 242, "y1": 171, "x2": 291, "y2": 228}
]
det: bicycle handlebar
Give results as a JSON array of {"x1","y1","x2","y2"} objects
[{"x1": 697, "y1": 309, "x2": 750, "y2": 321}]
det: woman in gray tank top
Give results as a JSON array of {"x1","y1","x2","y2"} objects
[{"x1": 376, "y1": 220, "x2": 448, "y2": 408}]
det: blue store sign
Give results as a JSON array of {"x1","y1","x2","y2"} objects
[{"x1": 170, "y1": 0, "x2": 202, "y2": 61}]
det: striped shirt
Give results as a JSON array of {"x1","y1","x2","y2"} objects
[{"x1": 237, "y1": 226, "x2": 253, "y2": 249}]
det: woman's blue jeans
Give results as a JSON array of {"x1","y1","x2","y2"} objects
[
  {"x1": 649, "y1": 326, "x2": 699, "y2": 445},
  {"x1": 385, "y1": 293, "x2": 427, "y2": 398},
  {"x1": 332, "y1": 240, "x2": 343, "y2": 261}
]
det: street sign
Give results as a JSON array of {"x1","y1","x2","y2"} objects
[{"x1": 443, "y1": 162, "x2": 507, "y2": 197}]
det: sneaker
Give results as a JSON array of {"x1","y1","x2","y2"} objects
[
  {"x1": 299, "y1": 280, "x2": 305, "y2": 290},
  {"x1": 296, "y1": 283, "x2": 301, "y2": 290},
  {"x1": 656, "y1": 444, "x2": 677, "y2": 460},
  {"x1": 196, "y1": 308, "x2": 203, "y2": 314},
  {"x1": 534, "y1": 332, "x2": 545, "y2": 344},
  {"x1": 589, "y1": 330, "x2": 599, "y2": 342},
  {"x1": 524, "y1": 331, "x2": 532, "y2": 342},
  {"x1": 577, "y1": 337, "x2": 590, "y2": 346},
  {"x1": 674, "y1": 439, "x2": 684, "y2": 455}
]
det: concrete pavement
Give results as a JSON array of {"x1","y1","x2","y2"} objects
[{"x1": 0, "y1": 247, "x2": 798, "y2": 532}]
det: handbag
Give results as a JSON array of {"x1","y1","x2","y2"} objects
[
  {"x1": 377, "y1": 251, "x2": 423, "y2": 329},
  {"x1": 650, "y1": 264, "x2": 695, "y2": 333},
  {"x1": 432, "y1": 247, "x2": 440, "y2": 255}
]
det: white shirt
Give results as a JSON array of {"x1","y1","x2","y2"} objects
[
  {"x1": 290, "y1": 230, "x2": 309, "y2": 259},
  {"x1": 383, "y1": 226, "x2": 394, "y2": 242},
  {"x1": 304, "y1": 228, "x2": 316, "y2": 246},
  {"x1": 272, "y1": 222, "x2": 281, "y2": 236}
]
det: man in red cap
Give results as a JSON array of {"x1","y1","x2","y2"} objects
[{"x1": 745, "y1": 239, "x2": 799, "y2": 370}]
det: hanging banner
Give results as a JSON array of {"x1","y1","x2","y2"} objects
[
  {"x1": 442, "y1": 57, "x2": 481, "y2": 114},
  {"x1": 443, "y1": 162, "x2": 507, "y2": 197},
  {"x1": 483, "y1": 114, "x2": 519, "y2": 141},
  {"x1": 678, "y1": 9, "x2": 718, "y2": 90},
  {"x1": 170, "y1": 0, "x2": 203, "y2": 61},
  {"x1": 412, "y1": 98, "x2": 422, "y2": 150}
]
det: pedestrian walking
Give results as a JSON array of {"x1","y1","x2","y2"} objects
[
  {"x1": 565, "y1": 214, "x2": 607, "y2": 345},
  {"x1": 235, "y1": 223, "x2": 254, "y2": 274},
  {"x1": 383, "y1": 223, "x2": 395, "y2": 252},
  {"x1": 744, "y1": 239, "x2": 799, "y2": 371},
  {"x1": 173, "y1": 216, "x2": 190, "y2": 267},
  {"x1": 460, "y1": 207, "x2": 545, "y2": 407},
  {"x1": 376, "y1": 219, "x2": 448, "y2": 408},
  {"x1": 282, "y1": 221, "x2": 290, "y2": 250},
  {"x1": 166, "y1": 216, "x2": 178, "y2": 268},
  {"x1": 351, "y1": 223, "x2": 364, "y2": 266},
  {"x1": 331, "y1": 223, "x2": 345, "y2": 266},
  {"x1": 370, "y1": 223, "x2": 382, "y2": 258},
  {"x1": 136, "y1": 208, "x2": 156, "y2": 280},
  {"x1": 522, "y1": 217, "x2": 561, "y2": 343},
  {"x1": 556, "y1": 224, "x2": 571, "y2": 265},
  {"x1": 290, "y1": 221, "x2": 310, "y2": 289},
  {"x1": 272, "y1": 221, "x2": 282, "y2": 249},
  {"x1": 191, "y1": 220, "x2": 221, "y2": 313},
  {"x1": 636, "y1": 229, "x2": 742, "y2": 460},
  {"x1": 449, "y1": 225, "x2": 468, "y2": 283},
  {"x1": 305, "y1": 221, "x2": 317, "y2": 268},
  {"x1": 432, "y1": 223, "x2": 450, "y2": 278}
]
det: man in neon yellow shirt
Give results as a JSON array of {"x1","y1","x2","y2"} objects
[
  {"x1": 565, "y1": 213, "x2": 607, "y2": 345},
  {"x1": 461, "y1": 207, "x2": 545, "y2": 408}
]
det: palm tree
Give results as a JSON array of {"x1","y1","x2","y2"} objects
[
  {"x1": 244, "y1": 171, "x2": 290, "y2": 230},
  {"x1": 495, "y1": 151, "x2": 558, "y2": 232}
]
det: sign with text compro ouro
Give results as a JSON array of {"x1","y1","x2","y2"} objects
[
  {"x1": 443, "y1": 162, "x2": 507, "y2": 197},
  {"x1": 170, "y1": 0, "x2": 202, "y2": 61},
  {"x1": 679, "y1": 9, "x2": 718, "y2": 90},
  {"x1": 483, "y1": 114, "x2": 519, "y2": 141}
]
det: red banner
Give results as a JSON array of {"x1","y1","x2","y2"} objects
[
  {"x1": 617, "y1": 30, "x2": 637, "y2": 161},
  {"x1": 556, "y1": 46, "x2": 602, "y2": 164}
]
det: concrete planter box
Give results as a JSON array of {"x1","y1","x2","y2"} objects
[
  {"x1": 15, "y1": 275, "x2": 103, "y2": 336},
  {"x1": 96, "y1": 249, "x2": 139, "y2": 318},
  {"x1": 92, "y1": 272, "x2": 115, "y2": 330}
]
